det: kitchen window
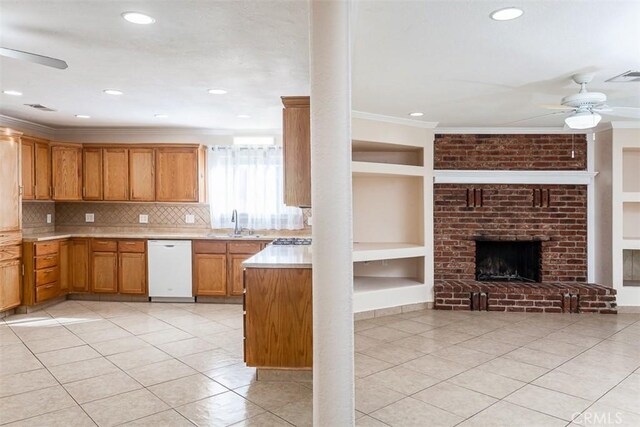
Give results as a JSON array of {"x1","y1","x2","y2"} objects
[{"x1": 208, "y1": 145, "x2": 303, "y2": 230}]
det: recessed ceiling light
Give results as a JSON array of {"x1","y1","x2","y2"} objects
[
  {"x1": 237, "y1": 114, "x2": 251, "y2": 119},
  {"x1": 103, "y1": 89, "x2": 123, "y2": 95},
  {"x1": 154, "y1": 114, "x2": 168, "y2": 118},
  {"x1": 121, "y1": 12, "x2": 155, "y2": 25},
  {"x1": 3, "y1": 90, "x2": 22, "y2": 96},
  {"x1": 208, "y1": 88, "x2": 228, "y2": 95},
  {"x1": 408, "y1": 112, "x2": 424, "y2": 117},
  {"x1": 490, "y1": 7, "x2": 524, "y2": 21},
  {"x1": 75, "y1": 114, "x2": 91, "y2": 119}
]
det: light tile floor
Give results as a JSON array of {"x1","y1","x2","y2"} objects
[{"x1": 1, "y1": 301, "x2": 639, "y2": 426}]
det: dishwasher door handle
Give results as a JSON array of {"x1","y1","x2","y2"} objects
[{"x1": 164, "y1": 245, "x2": 175, "y2": 248}]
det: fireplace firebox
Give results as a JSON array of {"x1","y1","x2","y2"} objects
[{"x1": 475, "y1": 241, "x2": 541, "y2": 282}]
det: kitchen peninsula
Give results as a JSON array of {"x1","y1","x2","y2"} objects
[{"x1": 242, "y1": 241, "x2": 312, "y2": 369}]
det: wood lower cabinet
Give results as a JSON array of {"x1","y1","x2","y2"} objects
[
  {"x1": 23, "y1": 240, "x2": 62, "y2": 305},
  {"x1": 103, "y1": 148, "x2": 129, "y2": 200},
  {"x1": 0, "y1": 260, "x2": 21, "y2": 311},
  {"x1": 59, "y1": 240, "x2": 70, "y2": 293},
  {"x1": 70, "y1": 239, "x2": 90, "y2": 292},
  {"x1": 91, "y1": 251, "x2": 118, "y2": 293},
  {"x1": 51, "y1": 144, "x2": 82, "y2": 201},
  {"x1": 194, "y1": 254, "x2": 227, "y2": 296},
  {"x1": 229, "y1": 254, "x2": 251, "y2": 296},
  {"x1": 244, "y1": 267, "x2": 312, "y2": 368},
  {"x1": 282, "y1": 96, "x2": 311, "y2": 207}
]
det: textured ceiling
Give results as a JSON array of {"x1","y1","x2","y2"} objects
[{"x1": 0, "y1": 0, "x2": 639, "y2": 130}]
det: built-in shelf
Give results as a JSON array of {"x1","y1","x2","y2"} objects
[
  {"x1": 352, "y1": 161, "x2": 424, "y2": 177},
  {"x1": 623, "y1": 239, "x2": 640, "y2": 250},
  {"x1": 353, "y1": 276, "x2": 428, "y2": 313},
  {"x1": 353, "y1": 242, "x2": 426, "y2": 262},
  {"x1": 622, "y1": 192, "x2": 640, "y2": 203}
]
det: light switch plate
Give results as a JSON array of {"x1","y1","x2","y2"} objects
[
  {"x1": 185, "y1": 214, "x2": 195, "y2": 224},
  {"x1": 139, "y1": 214, "x2": 149, "y2": 224},
  {"x1": 85, "y1": 213, "x2": 95, "y2": 223},
  {"x1": 46, "y1": 214, "x2": 52, "y2": 224}
]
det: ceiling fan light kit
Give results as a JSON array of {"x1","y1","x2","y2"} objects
[{"x1": 565, "y1": 111, "x2": 602, "y2": 129}]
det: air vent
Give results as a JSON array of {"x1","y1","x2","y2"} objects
[
  {"x1": 606, "y1": 70, "x2": 640, "y2": 83},
  {"x1": 24, "y1": 103, "x2": 56, "y2": 112}
]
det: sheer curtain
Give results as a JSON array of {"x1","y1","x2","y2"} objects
[{"x1": 208, "y1": 145, "x2": 304, "y2": 230}]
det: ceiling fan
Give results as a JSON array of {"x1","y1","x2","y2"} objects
[
  {"x1": 514, "y1": 73, "x2": 640, "y2": 129},
  {"x1": 0, "y1": 47, "x2": 68, "y2": 70}
]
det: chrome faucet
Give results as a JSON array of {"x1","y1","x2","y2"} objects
[{"x1": 231, "y1": 209, "x2": 241, "y2": 235}]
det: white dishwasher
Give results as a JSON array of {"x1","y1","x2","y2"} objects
[{"x1": 148, "y1": 240, "x2": 194, "y2": 302}]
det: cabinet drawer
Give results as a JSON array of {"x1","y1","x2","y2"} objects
[
  {"x1": 35, "y1": 254, "x2": 58, "y2": 269},
  {"x1": 36, "y1": 281, "x2": 60, "y2": 303},
  {"x1": 92, "y1": 239, "x2": 118, "y2": 252},
  {"x1": 35, "y1": 267, "x2": 59, "y2": 285},
  {"x1": 34, "y1": 241, "x2": 59, "y2": 256},
  {"x1": 193, "y1": 240, "x2": 226, "y2": 254},
  {"x1": 118, "y1": 240, "x2": 145, "y2": 253},
  {"x1": 228, "y1": 241, "x2": 262, "y2": 254}
]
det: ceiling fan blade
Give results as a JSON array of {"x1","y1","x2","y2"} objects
[
  {"x1": 601, "y1": 108, "x2": 640, "y2": 119},
  {"x1": 0, "y1": 47, "x2": 68, "y2": 70},
  {"x1": 540, "y1": 104, "x2": 573, "y2": 111},
  {"x1": 501, "y1": 110, "x2": 569, "y2": 126}
]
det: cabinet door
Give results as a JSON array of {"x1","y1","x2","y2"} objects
[
  {"x1": 129, "y1": 148, "x2": 155, "y2": 201},
  {"x1": 70, "y1": 239, "x2": 90, "y2": 292},
  {"x1": 194, "y1": 254, "x2": 227, "y2": 296},
  {"x1": 0, "y1": 132, "x2": 21, "y2": 232},
  {"x1": 119, "y1": 252, "x2": 147, "y2": 294},
  {"x1": 34, "y1": 142, "x2": 51, "y2": 200},
  {"x1": 155, "y1": 147, "x2": 198, "y2": 202},
  {"x1": 51, "y1": 145, "x2": 82, "y2": 200},
  {"x1": 59, "y1": 240, "x2": 70, "y2": 293},
  {"x1": 0, "y1": 260, "x2": 21, "y2": 311},
  {"x1": 103, "y1": 148, "x2": 129, "y2": 201},
  {"x1": 91, "y1": 252, "x2": 118, "y2": 293},
  {"x1": 282, "y1": 97, "x2": 311, "y2": 207},
  {"x1": 229, "y1": 254, "x2": 251, "y2": 296},
  {"x1": 21, "y1": 139, "x2": 35, "y2": 200},
  {"x1": 82, "y1": 148, "x2": 103, "y2": 200}
]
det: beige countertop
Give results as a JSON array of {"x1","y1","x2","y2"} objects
[
  {"x1": 22, "y1": 231, "x2": 304, "y2": 242},
  {"x1": 243, "y1": 245, "x2": 312, "y2": 269}
]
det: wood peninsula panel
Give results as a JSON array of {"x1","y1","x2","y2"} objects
[
  {"x1": 129, "y1": 148, "x2": 155, "y2": 201},
  {"x1": 244, "y1": 267, "x2": 312, "y2": 368},
  {"x1": 51, "y1": 144, "x2": 82, "y2": 200},
  {"x1": 155, "y1": 147, "x2": 198, "y2": 202},
  {"x1": 103, "y1": 148, "x2": 129, "y2": 200},
  {"x1": 282, "y1": 96, "x2": 311, "y2": 207},
  {"x1": 82, "y1": 148, "x2": 103, "y2": 200}
]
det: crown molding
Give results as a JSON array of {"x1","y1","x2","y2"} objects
[
  {"x1": 0, "y1": 115, "x2": 57, "y2": 139},
  {"x1": 352, "y1": 111, "x2": 438, "y2": 128},
  {"x1": 435, "y1": 126, "x2": 586, "y2": 134}
]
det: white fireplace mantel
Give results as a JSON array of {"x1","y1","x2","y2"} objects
[{"x1": 433, "y1": 170, "x2": 598, "y2": 185}]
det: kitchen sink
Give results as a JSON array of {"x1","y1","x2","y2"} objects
[{"x1": 207, "y1": 233, "x2": 262, "y2": 239}]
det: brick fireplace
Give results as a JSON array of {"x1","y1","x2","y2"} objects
[{"x1": 433, "y1": 134, "x2": 616, "y2": 313}]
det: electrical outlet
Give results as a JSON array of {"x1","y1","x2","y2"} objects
[
  {"x1": 139, "y1": 214, "x2": 149, "y2": 224},
  {"x1": 46, "y1": 214, "x2": 52, "y2": 224},
  {"x1": 185, "y1": 214, "x2": 195, "y2": 224},
  {"x1": 307, "y1": 216, "x2": 313, "y2": 226},
  {"x1": 85, "y1": 213, "x2": 95, "y2": 223}
]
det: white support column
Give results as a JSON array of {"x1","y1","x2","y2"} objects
[{"x1": 309, "y1": 0, "x2": 354, "y2": 426}]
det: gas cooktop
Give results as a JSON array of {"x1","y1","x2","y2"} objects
[{"x1": 270, "y1": 238, "x2": 312, "y2": 246}]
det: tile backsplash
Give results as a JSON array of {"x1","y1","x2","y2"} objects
[{"x1": 22, "y1": 202, "x2": 55, "y2": 233}]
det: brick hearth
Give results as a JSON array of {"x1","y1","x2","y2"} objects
[{"x1": 435, "y1": 280, "x2": 617, "y2": 314}]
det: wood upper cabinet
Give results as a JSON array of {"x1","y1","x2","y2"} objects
[
  {"x1": 282, "y1": 96, "x2": 311, "y2": 207},
  {"x1": 82, "y1": 148, "x2": 103, "y2": 200},
  {"x1": 155, "y1": 147, "x2": 199, "y2": 202},
  {"x1": 194, "y1": 254, "x2": 227, "y2": 296},
  {"x1": 129, "y1": 148, "x2": 155, "y2": 201},
  {"x1": 21, "y1": 139, "x2": 35, "y2": 200},
  {"x1": 70, "y1": 239, "x2": 90, "y2": 292},
  {"x1": 22, "y1": 137, "x2": 51, "y2": 201},
  {"x1": 0, "y1": 129, "x2": 22, "y2": 232},
  {"x1": 91, "y1": 251, "x2": 118, "y2": 293},
  {"x1": 51, "y1": 144, "x2": 82, "y2": 201},
  {"x1": 103, "y1": 148, "x2": 129, "y2": 201}
]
